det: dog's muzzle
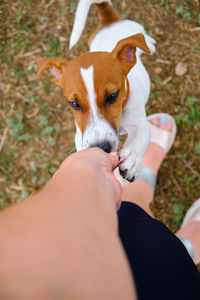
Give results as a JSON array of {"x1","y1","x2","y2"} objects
[{"x1": 91, "y1": 141, "x2": 112, "y2": 153}]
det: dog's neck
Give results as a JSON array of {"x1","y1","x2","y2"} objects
[{"x1": 122, "y1": 78, "x2": 130, "y2": 109}]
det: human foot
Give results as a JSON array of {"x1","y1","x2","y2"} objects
[
  {"x1": 122, "y1": 113, "x2": 177, "y2": 215},
  {"x1": 142, "y1": 113, "x2": 177, "y2": 176},
  {"x1": 176, "y1": 199, "x2": 200, "y2": 264},
  {"x1": 136, "y1": 113, "x2": 177, "y2": 193}
]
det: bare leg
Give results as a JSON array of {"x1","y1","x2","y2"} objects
[
  {"x1": 121, "y1": 115, "x2": 200, "y2": 265},
  {"x1": 176, "y1": 206, "x2": 200, "y2": 264},
  {"x1": 122, "y1": 116, "x2": 173, "y2": 217}
]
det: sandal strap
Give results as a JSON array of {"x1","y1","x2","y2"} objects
[
  {"x1": 137, "y1": 166, "x2": 157, "y2": 192},
  {"x1": 178, "y1": 237, "x2": 195, "y2": 261},
  {"x1": 147, "y1": 113, "x2": 177, "y2": 154},
  {"x1": 181, "y1": 198, "x2": 200, "y2": 227},
  {"x1": 149, "y1": 122, "x2": 171, "y2": 153}
]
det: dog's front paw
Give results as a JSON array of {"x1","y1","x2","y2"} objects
[{"x1": 119, "y1": 149, "x2": 142, "y2": 182}]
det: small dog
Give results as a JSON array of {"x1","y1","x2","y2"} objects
[{"x1": 36, "y1": 0, "x2": 156, "y2": 181}]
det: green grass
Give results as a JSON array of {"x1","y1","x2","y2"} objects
[
  {"x1": 70, "y1": 2, "x2": 76, "y2": 9},
  {"x1": 195, "y1": 143, "x2": 200, "y2": 155},
  {"x1": 150, "y1": 90, "x2": 162, "y2": 98},
  {"x1": 174, "y1": 96, "x2": 200, "y2": 129},
  {"x1": 176, "y1": 5, "x2": 191, "y2": 20},
  {"x1": 152, "y1": 75, "x2": 162, "y2": 85},
  {"x1": 43, "y1": 81, "x2": 53, "y2": 93},
  {"x1": 7, "y1": 115, "x2": 24, "y2": 138},
  {"x1": 121, "y1": 12, "x2": 129, "y2": 19},
  {"x1": 160, "y1": 0, "x2": 169, "y2": 12},
  {"x1": 13, "y1": 63, "x2": 34, "y2": 80},
  {"x1": 39, "y1": 115, "x2": 49, "y2": 127},
  {"x1": 172, "y1": 203, "x2": 185, "y2": 226},
  {"x1": 180, "y1": 174, "x2": 195, "y2": 188},
  {"x1": 45, "y1": 38, "x2": 60, "y2": 57},
  {"x1": 18, "y1": 190, "x2": 29, "y2": 201},
  {"x1": 169, "y1": 197, "x2": 188, "y2": 227},
  {"x1": 0, "y1": 155, "x2": 12, "y2": 171}
]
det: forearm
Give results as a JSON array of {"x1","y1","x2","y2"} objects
[{"x1": 0, "y1": 165, "x2": 136, "y2": 299}]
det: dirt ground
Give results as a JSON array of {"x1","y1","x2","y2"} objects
[{"x1": 0, "y1": 0, "x2": 200, "y2": 256}]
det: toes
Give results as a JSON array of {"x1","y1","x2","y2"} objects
[
  {"x1": 150, "y1": 118, "x2": 159, "y2": 127},
  {"x1": 149, "y1": 115, "x2": 173, "y2": 131},
  {"x1": 158, "y1": 116, "x2": 173, "y2": 131}
]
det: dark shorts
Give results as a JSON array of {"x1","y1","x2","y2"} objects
[{"x1": 118, "y1": 201, "x2": 200, "y2": 300}]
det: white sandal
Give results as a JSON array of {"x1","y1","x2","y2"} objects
[
  {"x1": 178, "y1": 199, "x2": 200, "y2": 261},
  {"x1": 181, "y1": 198, "x2": 200, "y2": 227},
  {"x1": 147, "y1": 113, "x2": 177, "y2": 154},
  {"x1": 137, "y1": 113, "x2": 177, "y2": 192}
]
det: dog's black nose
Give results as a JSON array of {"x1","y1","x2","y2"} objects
[{"x1": 92, "y1": 141, "x2": 112, "y2": 153}]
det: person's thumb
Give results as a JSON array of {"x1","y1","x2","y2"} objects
[{"x1": 108, "y1": 152, "x2": 120, "y2": 171}]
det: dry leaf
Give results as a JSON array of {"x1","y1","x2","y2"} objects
[
  {"x1": 175, "y1": 62, "x2": 187, "y2": 76},
  {"x1": 154, "y1": 67, "x2": 162, "y2": 74},
  {"x1": 174, "y1": 140, "x2": 181, "y2": 149}
]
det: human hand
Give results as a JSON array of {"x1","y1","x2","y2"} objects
[
  {"x1": 54, "y1": 147, "x2": 122, "y2": 210},
  {"x1": 0, "y1": 148, "x2": 134, "y2": 300}
]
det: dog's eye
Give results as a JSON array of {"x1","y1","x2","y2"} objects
[
  {"x1": 68, "y1": 101, "x2": 82, "y2": 111},
  {"x1": 105, "y1": 91, "x2": 120, "y2": 106}
]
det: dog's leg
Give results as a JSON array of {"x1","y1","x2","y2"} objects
[
  {"x1": 119, "y1": 121, "x2": 150, "y2": 182},
  {"x1": 119, "y1": 101, "x2": 150, "y2": 181}
]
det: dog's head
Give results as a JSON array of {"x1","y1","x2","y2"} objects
[{"x1": 36, "y1": 33, "x2": 150, "y2": 152}]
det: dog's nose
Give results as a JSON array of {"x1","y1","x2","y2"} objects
[{"x1": 92, "y1": 141, "x2": 112, "y2": 153}]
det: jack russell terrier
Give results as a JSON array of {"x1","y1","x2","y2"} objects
[{"x1": 36, "y1": 0, "x2": 156, "y2": 182}]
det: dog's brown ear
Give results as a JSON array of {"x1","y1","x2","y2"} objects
[
  {"x1": 111, "y1": 33, "x2": 151, "y2": 75},
  {"x1": 36, "y1": 57, "x2": 68, "y2": 88}
]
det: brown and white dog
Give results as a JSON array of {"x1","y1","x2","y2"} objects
[{"x1": 36, "y1": 0, "x2": 156, "y2": 182}]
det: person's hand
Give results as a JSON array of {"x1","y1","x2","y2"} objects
[
  {"x1": 53, "y1": 147, "x2": 122, "y2": 210},
  {"x1": 0, "y1": 148, "x2": 135, "y2": 300}
]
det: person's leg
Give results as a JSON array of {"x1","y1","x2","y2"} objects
[
  {"x1": 122, "y1": 113, "x2": 200, "y2": 265},
  {"x1": 176, "y1": 199, "x2": 200, "y2": 264},
  {"x1": 118, "y1": 200, "x2": 200, "y2": 300},
  {"x1": 122, "y1": 114, "x2": 174, "y2": 216},
  {"x1": 118, "y1": 114, "x2": 200, "y2": 300}
]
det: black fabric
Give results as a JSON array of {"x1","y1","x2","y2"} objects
[{"x1": 118, "y1": 201, "x2": 200, "y2": 300}]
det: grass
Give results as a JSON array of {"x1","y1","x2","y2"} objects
[
  {"x1": 160, "y1": 0, "x2": 169, "y2": 12},
  {"x1": 174, "y1": 95, "x2": 200, "y2": 129},
  {"x1": 70, "y1": 2, "x2": 76, "y2": 9},
  {"x1": 176, "y1": 5, "x2": 191, "y2": 19},
  {"x1": 45, "y1": 38, "x2": 60, "y2": 57},
  {"x1": 172, "y1": 203, "x2": 185, "y2": 226}
]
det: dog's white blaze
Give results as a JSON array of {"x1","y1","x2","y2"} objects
[
  {"x1": 75, "y1": 121, "x2": 83, "y2": 151},
  {"x1": 80, "y1": 66, "x2": 98, "y2": 121},
  {"x1": 79, "y1": 65, "x2": 118, "y2": 150}
]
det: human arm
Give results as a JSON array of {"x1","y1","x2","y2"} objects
[{"x1": 0, "y1": 148, "x2": 137, "y2": 300}]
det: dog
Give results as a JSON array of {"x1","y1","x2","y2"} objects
[{"x1": 36, "y1": 0, "x2": 156, "y2": 182}]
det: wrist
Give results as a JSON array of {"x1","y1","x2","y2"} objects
[
  {"x1": 38, "y1": 166, "x2": 118, "y2": 229},
  {"x1": 53, "y1": 161, "x2": 119, "y2": 208}
]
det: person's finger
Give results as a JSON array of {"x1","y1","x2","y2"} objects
[{"x1": 108, "y1": 152, "x2": 120, "y2": 171}]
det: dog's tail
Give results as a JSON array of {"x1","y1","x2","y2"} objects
[{"x1": 69, "y1": 0, "x2": 121, "y2": 50}]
